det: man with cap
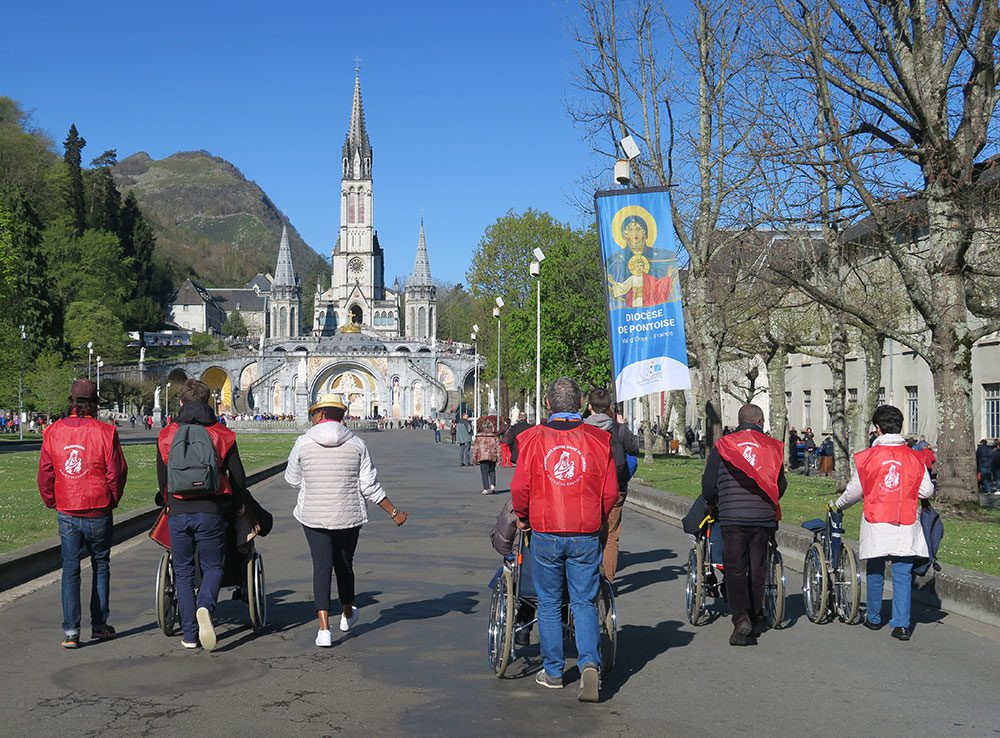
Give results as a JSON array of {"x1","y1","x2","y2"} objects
[
  {"x1": 285, "y1": 394, "x2": 408, "y2": 648},
  {"x1": 38, "y1": 379, "x2": 128, "y2": 648},
  {"x1": 702, "y1": 403, "x2": 786, "y2": 646}
]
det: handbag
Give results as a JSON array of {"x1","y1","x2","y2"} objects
[
  {"x1": 235, "y1": 506, "x2": 262, "y2": 551},
  {"x1": 149, "y1": 506, "x2": 171, "y2": 549}
]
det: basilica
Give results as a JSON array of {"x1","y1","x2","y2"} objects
[{"x1": 156, "y1": 74, "x2": 475, "y2": 421}]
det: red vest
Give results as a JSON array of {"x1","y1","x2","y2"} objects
[
  {"x1": 44, "y1": 416, "x2": 119, "y2": 512},
  {"x1": 854, "y1": 445, "x2": 924, "y2": 525},
  {"x1": 518, "y1": 423, "x2": 615, "y2": 534},
  {"x1": 715, "y1": 429, "x2": 784, "y2": 520},
  {"x1": 157, "y1": 422, "x2": 236, "y2": 497}
]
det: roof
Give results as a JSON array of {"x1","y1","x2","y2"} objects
[
  {"x1": 317, "y1": 331, "x2": 387, "y2": 353},
  {"x1": 406, "y1": 219, "x2": 433, "y2": 288},
  {"x1": 342, "y1": 73, "x2": 372, "y2": 176},
  {"x1": 245, "y1": 273, "x2": 273, "y2": 292},
  {"x1": 273, "y1": 223, "x2": 296, "y2": 286},
  {"x1": 206, "y1": 288, "x2": 268, "y2": 313},
  {"x1": 171, "y1": 278, "x2": 217, "y2": 307}
]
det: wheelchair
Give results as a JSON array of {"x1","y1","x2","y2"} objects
[
  {"x1": 154, "y1": 520, "x2": 267, "y2": 636},
  {"x1": 801, "y1": 502, "x2": 861, "y2": 624},
  {"x1": 487, "y1": 532, "x2": 617, "y2": 679},
  {"x1": 685, "y1": 513, "x2": 786, "y2": 629}
]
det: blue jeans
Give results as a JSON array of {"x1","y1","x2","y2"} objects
[
  {"x1": 169, "y1": 512, "x2": 226, "y2": 642},
  {"x1": 434, "y1": 429, "x2": 441, "y2": 442},
  {"x1": 458, "y1": 442, "x2": 470, "y2": 465},
  {"x1": 530, "y1": 532, "x2": 601, "y2": 678},
  {"x1": 866, "y1": 556, "x2": 915, "y2": 628},
  {"x1": 58, "y1": 512, "x2": 113, "y2": 635}
]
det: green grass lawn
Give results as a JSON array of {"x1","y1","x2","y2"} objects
[
  {"x1": 0, "y1": 434, "x2": 296, "y2": 554},
  {"x1": 633, "y1": 455, "x2": 1000, "y2": 578}
]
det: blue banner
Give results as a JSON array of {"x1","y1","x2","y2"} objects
[{"x1": 596, "y1": 188, "x2": 690, "y2": 402}]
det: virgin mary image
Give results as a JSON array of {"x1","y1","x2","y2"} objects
[{"x1": 605, "y1": 205, "x2": 679, "y2": 309}]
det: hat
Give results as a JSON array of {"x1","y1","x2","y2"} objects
[
  {"x1": 309, "y1": 394, "x2": 348, "y2": 414},
  {"x1": 70, "y1": 379, "x2": 98, "y2": 402}
]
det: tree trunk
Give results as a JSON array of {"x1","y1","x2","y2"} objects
[
  {"x1": 765, "y1": 346, "x2": 788, "y2": 443},
  {"x1": 641, "y1": 394, "x2": 655, "y2": 463},
  {"x1": 857, "y1": 330, "x2": 884, "y2": 451},
  {"x1": 828, "y1": 317, "x2": 850, "y2": 492},
  {"x1": 671, "y1": 390, "x2": 689, "y2": 455}
]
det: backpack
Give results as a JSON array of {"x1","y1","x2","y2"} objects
[{"x1": 167, "y1": 424, "x2": 220, "y2": 498}]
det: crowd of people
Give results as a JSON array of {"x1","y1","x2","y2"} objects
[{"x1": 975, "y1": 439, "x2": 1000, "y2": 495}]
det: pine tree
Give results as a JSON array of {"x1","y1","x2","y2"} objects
[
  {"x1": 88, "y1": 149, "x2": 120, "y2": 233},
  {"x1": 118, "y1": 190, "x2": 140, "y2": 260},
  {"x1": 63, "y1": 124, "x2": 86, "y2": 235}
]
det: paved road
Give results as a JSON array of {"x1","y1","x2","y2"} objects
[{"x1": 0, "y1": 430, "x2": 996, "y2": 737}]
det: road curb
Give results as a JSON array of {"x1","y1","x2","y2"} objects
[
  {"x1": 626, "y1": 482, "x2": 1000, "y2": 629},
  {"x1": 0, "y1": 460, "x2": 288, "y2": 593}
]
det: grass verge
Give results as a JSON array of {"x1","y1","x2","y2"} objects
[
  {"x1": 0, "y1": 433, "x2": 295, "y2": 554},
  {"x1": 633, "y1": 455, "x2": 1000, "y2": 578}
]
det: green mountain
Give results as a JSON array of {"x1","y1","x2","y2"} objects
[{"x1": 112, "y1": 151, "x2": 329, "y2": 316}]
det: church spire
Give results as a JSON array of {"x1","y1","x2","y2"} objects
[
  {"x1": 342, "y1": 69, "x2": 371, "y2": 176},
  {"x1": 407, "y1": 219, "x2": 433, "y2": 288},
  {"x1": 273, "y1": 223, "x2": 296, "y2": 286}
]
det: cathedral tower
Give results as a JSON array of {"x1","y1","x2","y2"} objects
[
  {"x1": 405, "y1": 220, "x2": 436, "y2": 342},
  {"x1": 270, "y1": 223, "x2": 301, "y2": 337}
]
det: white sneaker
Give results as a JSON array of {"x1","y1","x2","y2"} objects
[
  {"x1": 196, "y1": 607, "x2": 217, "y2": 651},
  {"x1": 181, "y1": 640, "x2": 199, "y2": 649},
  {"x1": 481, "y1": 489, "x2": 490, "y2": 495},
  {"x1": 490, "y1": 484, "x2": 496, "y2": 493},
  {"x1": 315, "y1": 628, "x2": 333, "y2": 647},
  {"x1": 340, "y1": 608, "x2": 360, "y2": 632}
]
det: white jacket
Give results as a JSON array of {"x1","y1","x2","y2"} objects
[
  {"x1": 284, "y1": 421, "x2": 387, "y2": 529},
  {"x1": 835, "y1": 434, "x2": 934, "y2": 560}
]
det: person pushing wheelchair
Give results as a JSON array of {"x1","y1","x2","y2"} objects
[{"x1": 702, "y1": 404, "x2": 786, "y2": 646}]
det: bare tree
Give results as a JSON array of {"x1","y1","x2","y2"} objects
[{"x1": 769, "y1": 0, "x2": 1000, "y2": 502}]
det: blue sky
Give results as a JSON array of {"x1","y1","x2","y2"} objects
[{"x1": 2, "y1": 0, "x2": 609, "y2": 286}]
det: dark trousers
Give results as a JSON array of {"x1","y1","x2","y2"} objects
[
  {"x1": 169, "y1": 512, "x2": 226, "y2": 643},
  {"x1": 721, "y1": 524, "x2": 770, "y2": 626},
  {"x1": 479, "y1": 460, "x2": 497, "y2": 490},
  {"x1": 302, "y1": 524, "x2": 361, "y2": 611}
]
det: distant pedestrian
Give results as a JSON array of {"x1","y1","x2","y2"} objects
[
  {"x1": 976, "y1": 439, "x2": 992, "y2": 494},
  {"x1": 473, "y1": 415, "x2": 500, "y2": 495},
  {"x1": 456, "y1": 413, "x2": 472, "y2": 466},
  {"x1": 434, "y1": 419, "x2": 442, "y2": 443},
  {"x1": 503, "y1": 413, "x2": 532, "y2": 465},
  {"x1": 285, "y1": 394, "x2": 408, "y2": 648},
  {"x1": 835, "y1": 405, "x2": 934, "y2": 641},
  {"x1": 37, "y1": 380, "x2": 127, "y2": 648}
]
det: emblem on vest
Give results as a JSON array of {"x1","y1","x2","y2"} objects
[
  {"x1": 544, "y1": 444, "x2": 588, "y2": 486},
  {"x1": 741, "y1": 445, "x2": 757, "y2": 467},
  {"x1": 63, "y1": 444, "x2": 85, "y2": 478},
  {"x1": 883, "y1": 463, "x2": 901, "y2": 490}
]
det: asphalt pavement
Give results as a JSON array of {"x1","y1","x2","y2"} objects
[{"x1": 0, "y1": 429, "x2": 996, "y2": 737}]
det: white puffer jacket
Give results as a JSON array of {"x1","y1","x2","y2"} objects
[{"x1": 285, "y1": 421, "x2": 387, "y2": 529}]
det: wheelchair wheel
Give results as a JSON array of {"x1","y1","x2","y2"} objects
[
  {"x1": 835, "y1": 544, "x2": 861, "y2": 624},
  {"x1": 247, "y1": 552, "x2": 267, "y2": 633},
  {"x1": 155, "y1": 552, "x2": 177, "y2": 636},
  {"x1": 598, "y1": 577, "x2": 617, "y2": 678},
  {"x1": 685, "y1": 544, "x2": 705, "y2": 626},
  {"x1": 487, "y1": 567, "x2": 515, "y2": 677},
  {"x1": 763, "y1": 547, "x2": 786, "y2": 630},
  {"x1": 802, "y1": 542, "x2": 830, "y2": 623}
]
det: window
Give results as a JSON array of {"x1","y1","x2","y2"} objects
[
  {"x1": 878, "y1": 387, "x2": 886, "y2": 406},
  {"x1": 803, "y1": 390, "x2": 812, "y2": 428},
  {"x1": 348, "y1": 193, "x2": 356, "y2": 223},
  {"x1": 985, "y1": 384, "x2": 1000, "y2": 439},
  {"x1": 906, "y1": 386, "x2": 918, "y2": 435},
  {"x1": 358, "y1": 193, "x2": 365, "y2": 223},
  {"x1": 848, "y1": 388, "x2": 858, "y2": 404}
]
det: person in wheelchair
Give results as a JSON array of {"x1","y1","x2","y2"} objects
[
  {"x1": 702, "y1": 404, "x2": 786, "y2": 646},
  {"x1": 156, "y1": 379, "x2": 251, "y2": 650},
  {"x1": 490, "y1": 499, "x2": 536, "y2": 645}
]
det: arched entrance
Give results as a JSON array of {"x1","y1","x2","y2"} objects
[
  {"x1": 349, "y1": 305, "x2": 363, "y2": 325},
  {"x1": 201, "y1": 366, "x2": 234, "y2": 414},
  {"x1": 310, "y1": 363, "x2": 382, "y2": 418}
]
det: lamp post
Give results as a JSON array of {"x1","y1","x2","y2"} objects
[
  {"x1": 96, "y1": 356, "x2": 103, "y2": 396},
  {"x1": 18, "y1": 324, "x2": 26, "y2": 440},
  {"x1": 87, "y1": 341, "x2": 94, "y2": 379},
  {"x1": 164, "y1": 382, "x2": 171, "y2": 424},
  {"x1": 494, "y1": 297, "x2": 504, "y2": 417},
  {"x1": 530, "y1": 247, "x2": 546, "y2": 424},
  {"x1": 471, "y1": 326, "x2": 480, "y2": 419}
]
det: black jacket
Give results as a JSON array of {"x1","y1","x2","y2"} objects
[
  {"x1": 702, "y1": 422, "x2": 787, "y2": 528},
  {"x1": 503, "y1": 420, "x2": 533, "y2": 463}
]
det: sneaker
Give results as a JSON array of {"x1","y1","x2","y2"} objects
[
  {"x1": 181, "y1": 640, "x2": 199, "y2": 649},
  {"x1": 196, "y1": 607, "x2": 217, "y2": 651},
  {"x1": 535, "y1": 670, "x2": 563, "y2": 689},
  {"x1": 490, "y1": 485, "x2": 495, "y2": 494},
  {"x1": 61, "y1": 634, "x2": 80, "y2": 649},
  {"x1": 481, "y1": 489, "x2": 490, "y2": 495},
  {"x1": 578, "y1": 664, "x2": 600, "y2": 703},
  {"x1": 729, "y1": 620, "x2": 753, "y2": 646},
  {"x1": 340, "y1": 607, "x2": 360, "y2": 632},
  {"x1": 863, "y1": 619, "x2": 884, "y2": 631},
  {"x1": 91, "y1": 624, "x2": 116, "y2": 640},
  {"x1": 315, "y1": 629, "x2": 333, "y2": 647},
  {"x1": 891, "y1": 626, "x2": 912, "y2": 641}
]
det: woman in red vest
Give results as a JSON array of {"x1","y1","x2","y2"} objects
[{"x1": 835, "y1": 405, "x2": 934, "y2": 641}]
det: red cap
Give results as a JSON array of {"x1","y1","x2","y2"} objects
[{"x1": 70, "y1": 379, "x2": 98, "y2": 402}]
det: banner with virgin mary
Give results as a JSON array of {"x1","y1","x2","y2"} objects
[{"x1": 595, "y1": 187, "x2": 690, "y2": 402}]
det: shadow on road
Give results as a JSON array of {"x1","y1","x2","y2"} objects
[
  {"x1": 615, "y1": 564, "x2": 686, "y2": 596},
  {"x1": 601, "y1": 620, "x2": 693, "y2": 699},
  {"x1": 343, "y1": 590, "x2": 479, "y2": 640},
  {"x1": 617, "y1": 548, "x2": 678, "y2": 572}
]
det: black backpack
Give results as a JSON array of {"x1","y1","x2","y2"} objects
[{"x1": 167, "y1": 424, "x2": 220, "y2": 498}]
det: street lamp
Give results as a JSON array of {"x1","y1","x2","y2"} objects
[
  {"x1": 87, "y1": 341, "x2": 94, "y2": 379},
  {"x1": 96, "y1": 356, "x2": 103, "y2": 397},
  {"x1": 494, "y1": 298, "x2": 504, "y2": 418},
  {"x1": 530, "y1": 247, "x2": 546, "y2": 424},
  {"x1": 18, "y1": 324, "x2": 26, "y2": 440},
  {"x1": 164, "y1": 382, "x2": 171, "y2": 424},
  {"x1": 471, "y1": 327, "x2": 479, "y2": 419}
]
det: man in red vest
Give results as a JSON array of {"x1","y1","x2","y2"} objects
[
  {"x1": 835, "y1": 404, "x2": 933, "y2": 641},
  {"x1": 511, "y1": 377, "x2": 618, "y2": 702},
  {"x1": 157, "y1": 379, "x2": 248, "y2": 650},
  {"x1": 38, "y1": 379, "x2": 128, "y2": 649},
  {"x1": 702, "y1": 404, "x2": 786, "y2": 646}
]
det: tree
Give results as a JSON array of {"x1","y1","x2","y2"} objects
[
  {"x1": 63, "y1": 300, "x2": 127, "y2": 363},
  {"x1": 772, "y1": 0, "x2": 1000, "y2": 502},
  {"x1": 26, "y1": 350, "x2": 75, "y2": 418},
  {"x1": 62, "y1": 124, "x2": 86, "y2": 236},
  {"x1": 222, "y1": 309, "x2": 249, "y2": 338},
  {"x1": 87, "y1": 149, "x2": 120, "y2": 233},
  {"x1": 0, "y1": 97, "x2": 59, "y2": 213}
]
